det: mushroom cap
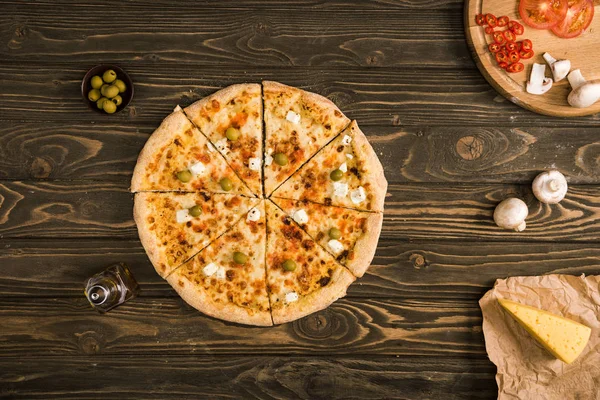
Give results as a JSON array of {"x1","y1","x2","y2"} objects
[
  {"x1": 568, "y1": 81, "x2": 600, "y2": 108},
  {"x1": 493, "y1": 198, "x2": 529, "y2": 231},
  {"x1": 532, "y1": 170, "x2": 568, "y2": 204}
]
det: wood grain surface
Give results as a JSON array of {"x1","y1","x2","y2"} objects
[{"x1": 1, "y1": 0, "x2": 600, "y2": 398}]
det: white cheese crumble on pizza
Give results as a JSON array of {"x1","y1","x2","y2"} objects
[
  {"x1": 292, "y1": 209, "x2": 309, "y2": 224},
  {"x1": 176, "y1": 209, "x2": 192, "y2": 223},
  {"x1": 286, "y1": 110, "x2": 301, "y2": 124},
  {"x1": 203, "y1": 262, "x2": 218, "y2": 277}
]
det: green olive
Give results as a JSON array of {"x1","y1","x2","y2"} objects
[
  {"x1": 114, "y1": 79, "x2": 127, "y2": 93},
  {"x1": 282, "y1": 259, "x2": 297, "y2": 272},
  {"x1": 330, "y1": 169, "x2": 343, "y2": 181},
  {"x1": 225, "y1": 127, "x2": 240, "y2": 141},
  {"x1": 102, "y1": 69, "x2": 117, "y2": 83},
  {"x1": 103, "y1": 100, "x2": 117, "y2": 114},
  {"x1": 189, "y1": 205, "x2": 202, "y2": 217},
  {"x1": 90, "y1": 75, "x2": 103, "y2": 89},
  {"x1": 101, "y1": 84, "x2": 119, "y2": 99},
  {"x1": 176, "y1": 170, "x2": 192, "y2": 183},
  {"x1": 111, "y1": 95, "x2": 123, "y2": 106},
  {"x1": 274, "y1": 153, "x2": 288, "y2": 166},
  {"x1": 219, "y1": 177, "x2": 233, "y2": 191},
  {"x1": 328, "y1": 227, "x2": 342, "y2": 240},
  {"x1": 88, "y1": 89, "x2": 101, "y2": 102},
  {"x1": 96, "y1": 97, "x2": 108, "y2": 109},
  {"x1": 233, "y1": 251, "x2": 248, "y2": 265}
]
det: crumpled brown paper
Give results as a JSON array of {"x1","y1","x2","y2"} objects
[{"x1": 480, "y1": 274, "x2": 600, "y2": 400}]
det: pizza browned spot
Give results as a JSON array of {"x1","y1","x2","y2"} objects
[{"x1": 131, "y1": 83, "x2": 387, "y2": 326}]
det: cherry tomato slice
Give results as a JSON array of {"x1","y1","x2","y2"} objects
[
  {"x1": 488, "y1": 43, "x2": 503, "y2": 53},
  {"x1": 551, "y1": 0, "x2": 594, "y2": 38},
  {"x1": 498, "y1": 62, "x2": 509, "y2": 69},
  {"x1": 508, "y1": 21, "x2": 525, "y2": 35},
  {"x1": 497, "y1": 16, "x2": 510, "y2": 27},
  {"x1": 520, "y1": 39, "x2": 533, "y2": 50},
  {"x1": 508, "y1": 50, "x2": 521, "y2": 63},
  {"x1": 493, "y1": 31, "x2": 506, "y2": 44},
  {"x1": 495, "y1": 51, "x2": 509, "y2": 64},
  {"x1": 485, "y1": 26, "x2": 495, "y2": 34},
  {"x1": 505, "y1": 42, "x2": 518, "y2": 51},
  {"x1": 486, "y1": 13, "x2": 498, "y2": 27},
  {"x1": 519, "y1": 0, "x2": 568, "y2": 29},
  {"x1": 519, "y1": 49, "x2": 535, "y2": 59},
  {"x1": 503, "y1": 30, "x2": 517, "y2": 42},
  {"x1": 506, "y1": 62, "x2": 525, "y2": 73},
  {"x1": 476, "y1": 14, "x2": 487, "y2": 26}
]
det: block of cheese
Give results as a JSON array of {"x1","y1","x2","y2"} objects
[{"x1": 498, "y1": 298, "x2": 592, "y2": 364}]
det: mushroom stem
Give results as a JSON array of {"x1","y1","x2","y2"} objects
[
  {"x1": 543, "y1": 53, "x2": 571, "y2": 82},
  {"x1": 568, "y1": 69, "x2": 587, "y2": 90},
  {"x1": 515, "y1": 221, "x2": 526, "y2": 232}
]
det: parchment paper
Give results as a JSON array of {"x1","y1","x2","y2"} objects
[{"x1": 480, "y1": 274, "x2": 600, "y2": 400}]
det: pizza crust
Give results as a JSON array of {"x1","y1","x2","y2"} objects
[
  {"x1": 167, "y1": 272, "x2": 273, "y2": 326},
  {"x1": 271, "y1": 266, "x2": 356, "y2": 325},
  {"x1": 133, "y1": 193, "x2": 174, "y2": 278},
  {"x1": 348, "y1": 121, "x2": 388, "y2": 212},
  {"x1": 131, "y1": 110, "x2": 190, "y2": 192},
  {"x1": 346, "y1": 212, "x2": 383, "y2": 277}
]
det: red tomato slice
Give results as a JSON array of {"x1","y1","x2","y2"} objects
[
  {"x1": 506, "y1": 62, "x2": 525, "y2": 73},
  {"x1": 497, "y1": 16, "x2": 510, "y2": 26},
  {"x1": 519, "y1": 0, "x2": 568, "y2": 29},
  {"x1": 476, "y1": 14, "x2": 486, "y2": 26},
  {"x1": 551, "y1": 0, "x2": 595, "y2": 38}
]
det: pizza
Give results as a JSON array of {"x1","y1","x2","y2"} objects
[
  {"x1": 263, "y1": 81, "x2": 350, "y2": 196},
  {"x1": 183, "y1": 84, "x2": 263, "y2": 195},
  {"x1": 132, "y1": 82, "x2": 387, "y2": 326},
  {"x1": 271, "y1": 120, "x2": 387, "y2": 212},
  {"x1": 270, "y1": 198, "x2": 382, "y2": 277}
]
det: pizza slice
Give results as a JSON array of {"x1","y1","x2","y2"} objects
[
  {"x1": 271, "y1": 198, "x2": 382, "y2": 277},
  {"x1": 167, "y1": 201, "x2": 271, "y2": 326},
  {"x1": 265, "y1": 200, "x2": 355, "y2": 324},
  {"x1": 134, "y1": 192, "x2": 258, "y2": 278},
  {"x1": 131, "y1": 108, "x2": 253, "y2": 196},
  {"x1": 263, "y1": 81, "x2": 350, "y2": 196},
  {"x1": 271, "y1": 120, "x2": 387, "y2": 212},
  {"x1": 184, "y1": 84, "x2": 263, "y2": 196}
]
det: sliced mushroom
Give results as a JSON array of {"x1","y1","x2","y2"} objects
[
  {"x1": 493, "y1": 198, "x2": 528, "y2": 232},
  {"x1": 532, "y1": 170, "x2": 567, "y2": 204},
  {"x1": 526, "y1": 63, "x2": 553, "y2": 95},
  {"x1": 567, "y1": 69, "x2": 600, "y2": 108},
  {"x1": 543, "y1": 53, "x2": 571, "y2": 82}
]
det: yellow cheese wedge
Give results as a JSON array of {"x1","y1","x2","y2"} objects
[{"x1": 498, "y1": 298, "x2": 592, "y2": 364}]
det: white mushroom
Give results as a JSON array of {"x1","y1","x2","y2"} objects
[
  {"x1": 532, "y1": 170, "x2": 568, "y2": 204},
  {"x1": 493, "y1": 198, "x2": 528, "y2": 232},
  {"x1": 542, "y1": 53, "x2": 571, "y2": 82},
  {"x1": 567, "y1": 69, "x2": 600, "y2": 108},
  {"x1": 526, "y1": 63, "x2": 553, "y2": 95}
]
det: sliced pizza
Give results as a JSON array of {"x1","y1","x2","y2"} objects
[
  {"x1": 184, "y1": 84, "x2": 263, "y2": 196},
  {"x1": 134, "y1": 191, "x2": 258, "y2": 278},
  {"x1": 167, "y1": 201, "x2": 271, "y2": 326},
  {"x1": 265, "y1": 200, "x2": 355, "y2": 324},
  {"x1": 271, "y1": 120, "x2": 387, "y2": 212},
  {"x1": 263, "y1": 81, "x2": 350, "y2": 196},
  {"x1": 131, "y1": 108, "x2": 253, "y2": 196},
  {"x1": 271, "y1": 198, "x2": 382, "y2": 277}
]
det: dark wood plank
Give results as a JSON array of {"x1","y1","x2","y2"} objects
[
  {"x1": 4, "y1": 122, "x2": 600, "y2": 184},
  {"x1": 1, "y1": 6, "x2": 469, "y2": 68},
  {"x1": 1, "y1": 63, "x2": 600, "y2": 127},
  {"x1": 0, "y1": 356, "x2": 495, "y2": 400},
  {"x1": 3, "y1": 181, "x2": 600, "y2": 241},
  {"x1": 2, "y1": 239, "x2": 600, "y2": 299},
  {"x1": 0, "y1": 296, "x2": 484, "y2": 357}
]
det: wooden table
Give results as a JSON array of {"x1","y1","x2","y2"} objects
[{"x1": 2, "y1": 1, "x2": 599, "y2": 398}]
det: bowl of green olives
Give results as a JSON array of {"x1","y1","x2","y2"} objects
[{"x1": 81, "y1": 65, "x2": 134, "y2": 114}]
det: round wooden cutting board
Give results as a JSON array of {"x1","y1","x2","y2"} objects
[{"x1": 465, "y1": 0, "x2": 600, "y2": 117}]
